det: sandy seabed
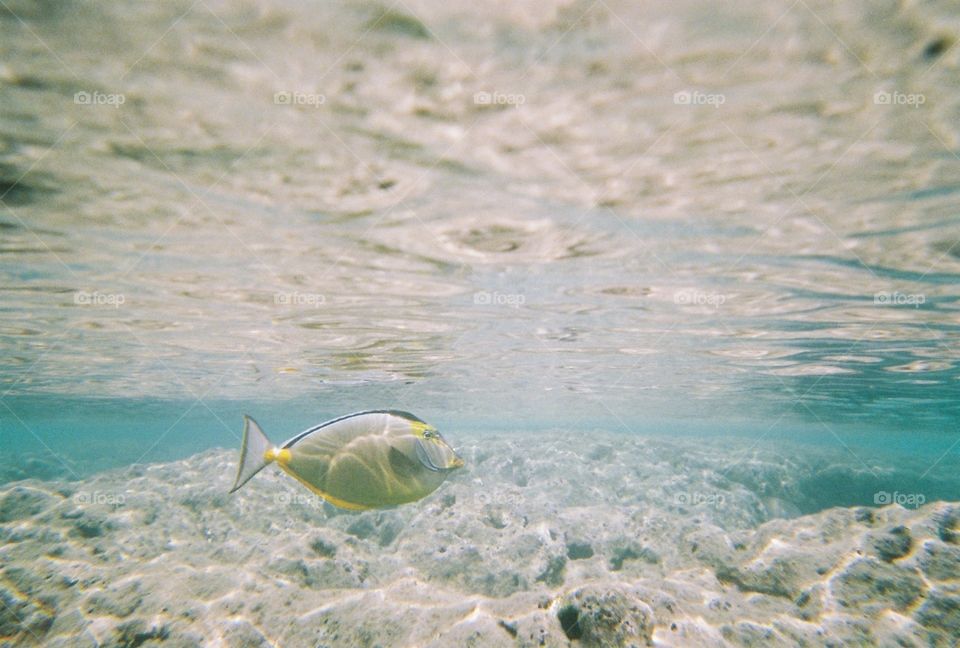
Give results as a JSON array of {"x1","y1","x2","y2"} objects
[{"x1": 0, "y1": 432, "x2": 958, "y2": 647}]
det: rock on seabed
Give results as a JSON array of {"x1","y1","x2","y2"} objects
[{"x1": 0, "y1": 433, "x2": 957, "y2": 647}]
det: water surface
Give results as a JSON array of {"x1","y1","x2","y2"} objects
[{"x1": 1, "y1": 0, "x2": 959, "y2": 492}]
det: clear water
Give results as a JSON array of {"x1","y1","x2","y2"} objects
[{"x1": 2, "y1": 0, "x2": 960, "y2": 504}]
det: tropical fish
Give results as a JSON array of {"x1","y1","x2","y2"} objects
[{"x1": 229, "y1": 410, "x2": 464, "y2": 510}]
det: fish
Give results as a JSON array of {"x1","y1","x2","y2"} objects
[{"x1": 229, "y1": 410, "x2": 464, "y2": 510}]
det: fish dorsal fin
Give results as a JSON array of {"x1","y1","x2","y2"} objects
[{"x1": 384, "y1": 410, "x2": 426, "y2": 423}]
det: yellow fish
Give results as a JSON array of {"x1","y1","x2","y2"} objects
[{"x1": 229, "y1": 410, "x2": 464, "y2": 510}]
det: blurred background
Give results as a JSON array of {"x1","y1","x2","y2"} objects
[{"x1": 1, "y1": 0, "x2": 959, "y2": 477}]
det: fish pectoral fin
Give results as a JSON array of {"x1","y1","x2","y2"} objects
[{"x1": 389, "y1": 445, "x2": 425, "y2": 478}]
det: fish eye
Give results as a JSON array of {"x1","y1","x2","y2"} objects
[{"x1": 423, "y1": 429, "x2": 438, "y2": 439}]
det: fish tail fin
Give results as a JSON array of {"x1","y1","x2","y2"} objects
[{"x1": 229, "y1": 415, "x2": 274, "y2": 493}]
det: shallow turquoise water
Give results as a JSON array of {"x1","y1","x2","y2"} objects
[
  {"x1": 1, "y1": 0, "x2": 959, "y2": 511},
  {"x1": 4, "y1": 6, "x2": 960, "y2": 646},
  {"x1": 3, "y1": 394, "x2": 958, "y2": 516}
]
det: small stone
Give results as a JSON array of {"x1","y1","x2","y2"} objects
[
  {"x1": 723, "y1": 621, "x2": 779, "y2": 645},
  {"x1": 72, "y1": 514, "x2": 112, "y2": 539},
  {"x1": 869, "y1": 525, "x2": 912, "y2": 562},
  {"x1": 922, "y1": 36, "x2": 953, "y2": 61},
  {"x1": 915, "y1": 589, "x2": 960, "y2": 638},
  {"x1": 917, "y1": 541, "x2": 960, "y2": 581},
  {"x1": 498, "y1": 619, "x2": 518, "y2": 638},
  {"x1": 535, "y1": 555, "x2": 566, "y2": 587},
  {"x1": 223, "y1": 619, "x2": 271, "y2": 648},
  {"x1": 588, "y1": 444, "x2": 614, "y2": 461},
  {"x1": 935, "y1": 507, "x2": 959, "y2": 544},
  {"x1": 84, "y1": 581, "x2": 143, "y2": 618},
  {"x1": 0, "y1": 583, "x2": 55, "y2": 640},
  {"x1": 610, "y1": 544, "x2": 659, "y2": 571},
  {"x1": 108, "y1": 618, "x2": 169, "y2": 648},
  {"x1": 345, "y1": 516, "x2": 376, "y2": 540},
  {"x1": 482, "y1": 508, "x2": 508, "y2": 530},
  {"x1": 47, "y1": 609, "x2": 87, "y2": 637},
  {"x1": 0, "y1": 486, "x2": 57, "y2": 522},
  {"x1": 715, "y1": 559, "x2": 798, "y2": 599},
  {"x1": 557, "y1": 604, "x2": 583, "y2": 640},
  {"x1": 365, "y1": 8, "x2": 430, "y2": 40},
  {"x1": 375, "y1": 514, "x2": 404, "y2": 547},
  {"x1": 566, "y1": 541, "x2": 594, "y2": 560},
  {"x1": 309, "y1": 537, "x2": 337, "y2": 558},
  {"x1": 854, "y1": 508, "x2": 875, "y2": 525},
  {"x1": 342, "y1": 511, "x2": 405, "y2": 546},
  {"x1": 834, "y1": 558, "x2": 925, "y2": 614},
  {"x1": 558, "y1": 586, "x2": 654, "y2": 646}
]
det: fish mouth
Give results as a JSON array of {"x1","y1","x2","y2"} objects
[{"x1": 450, "y1": 455, "x2": 465, "y2": 469}]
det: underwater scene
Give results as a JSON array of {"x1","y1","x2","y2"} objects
[{"x1": 1, "y1": 0, "x2": 959, "y2": 645}]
